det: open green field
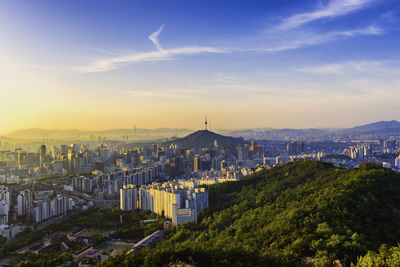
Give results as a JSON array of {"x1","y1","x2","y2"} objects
[
  {"x1": 82, "y1": 229, "x2": 113, "y2": 237},
  {"x1": 96, "y1": 241, "x2": 115, "y2": 251}
]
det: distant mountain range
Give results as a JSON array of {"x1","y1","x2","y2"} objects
[
  {"x1": 224, "y1": 120, "x2": 400, "y2": 138},
  {"x1": 3, "y1": 120, "x2": 400, "y2": 142}
]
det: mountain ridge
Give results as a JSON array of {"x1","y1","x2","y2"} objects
[{"x1": 343, "y1": 120, "x2": 400, "y2": 133}]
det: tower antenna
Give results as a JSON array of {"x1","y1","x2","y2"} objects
[{"x1": 205, "y1": 115, "x2": 208, "y2": 130}]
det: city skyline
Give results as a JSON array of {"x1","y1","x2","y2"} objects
[{"x1": 1, "y1": 0, "x2": 400, "y2": 133}]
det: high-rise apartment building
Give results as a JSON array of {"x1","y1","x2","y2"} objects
[
  {"x1": 287, "y1": 141, "x2": 304, "y2": 155},
  {"x1": 120, "y1": 185, "x2": 138, "y2": 211},
  {"x1": 237, "y1": 145, "x2": 249, "y2": 161},
  {"x1": 121, "y1": 181, "x2": 208, "y2": 225}
]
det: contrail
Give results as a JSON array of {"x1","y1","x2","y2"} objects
[{"x1": 149, "y1": 24, "x2": 165, "y2": 51}]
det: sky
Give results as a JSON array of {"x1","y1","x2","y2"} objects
[{"x1": 1, "y1": 0, "x2": 400, "y2": 134}]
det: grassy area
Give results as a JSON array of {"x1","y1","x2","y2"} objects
[
  {"x1": 95, "y1": 241, "x2": 114, "y2": 251},
  {"x1": 83, "y1": 229, "x2": 113, "y2": 237}
]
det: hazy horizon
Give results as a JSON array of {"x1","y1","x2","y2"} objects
[{"x1": 2, "y1": 119, "x2": 400, "y2": 137}]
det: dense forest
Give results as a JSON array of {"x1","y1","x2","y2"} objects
[{"x1": 98, "y1": 161, "x2": 400, "y2": 266}]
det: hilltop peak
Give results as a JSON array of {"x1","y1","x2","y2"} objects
[{"x1": 166, "y1": 129, "x2": 247, "y2": 148}]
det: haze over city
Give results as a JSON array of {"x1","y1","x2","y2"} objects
[{"x1": 1, "y1": 0, "x2": 400, "y2": 134}]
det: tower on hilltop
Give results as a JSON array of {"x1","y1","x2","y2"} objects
[{"x1": 205, "y1": 116, "x2": 208, "y2": 130}]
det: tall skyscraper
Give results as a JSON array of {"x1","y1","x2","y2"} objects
[
  {"x1": 237, "y1": 145, "x2": 249, "y2": 161},
  {"x1": 67, "y1": 149, "x2": 75, "y2": 173},
  {"x1": 17, "y1": 194, "x2": 25, "y2": 216},
  {"x1": 40, "y1": 145, "x2": 47, "y2": 166},
  {"x1": 287, "y1": 142, "x2": 304, "y2": 155},
  {"x1": 193, "y1": 157, "x2": 201, "y2": 172}
]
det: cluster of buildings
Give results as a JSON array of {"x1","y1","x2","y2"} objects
[
  {"x1": 69, "y1": 166, "x2": 161, "y2": 200},
  {"x1": 343, "y1": 144, "x2": 373, "y2": 159},
  {"x1": 72, "y1": 176, "x2": 94, "y2": 193},
  {"x1": 0, "y1": 143, "x2": 122, "y2": 181},
  {"x1": 274, "y1": 152, "x2": 325, "y2": 166},
  {"x1": 338, "y1": 139, "x2": 400, "y2": 169},
  {"x1": 33, "y1": 195, "x2": 75, "y2": 223},
  {"x1": 174, "y1": 177, "x2": 239, "y2": 188},
  {"x1": 1, "y1": 131, "x2": 267, "y2": 188},
  {"x1": 16, "y1": 189, "x2": 75, "y2": 223},
  {"x1": 189, "y1": 141, "x2": 264, "y2": 181},
  {"x1": 120, "y1": 180, "x2": 209, "y2": 225}
]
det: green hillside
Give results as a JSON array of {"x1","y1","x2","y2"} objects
[{"x1": 99, "y1": 161, "x2": 400, "y2": 266}]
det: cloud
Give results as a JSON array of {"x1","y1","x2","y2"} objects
[
  {"x1": 77, "y1": 24, "x2": 224, "y2": 73},
  {"x1": 76, "y1": 16, "x2": 384, "y2": 73},
  {"x1": 297, "y1": 60, "x2": 400, "y2": 76},
  {"x1": 149, "y1": 24, "x2": 165, "y2": 51},
  {"x1": 215, "y1": 72, "x2": 242, "y2": 83},
  {"x1": 276, "y1": 0, "x2": 376, "y2": 30},
  {"x1": 264, "y1": 25, "x2": 382, "y2": 52},
  {"x1": 124, "y1": 88, "x2": 197, "y2": 99}
]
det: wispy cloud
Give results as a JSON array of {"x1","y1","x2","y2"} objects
[
  {"x1": 264, "y1": 25, "x2": 382, "y2": 52},
  {"x1": 276, "y1": 0, "x2": 376, "y2": 30},
  {"x1": 124, "y1": 88, "x2": 197, "y2": 99},
  {"x1": 77, "y1": 24, "x2": 224, "y2": 73},
  {"x1": 215, "y1": 72, "x2": 242, "y2": 83},
  {"x1": 76, "y1": 4, "x2": 385, "y2": 73},
  {"x1": 148, "y1": 24, "x2": 165, "y2": 51},
  {"x1": 297, "y1": 60, "x2": 400, "y2": 76}
]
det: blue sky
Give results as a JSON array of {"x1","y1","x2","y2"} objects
[{"x1": 0, "y1": 0, "x2": 400, "y2": 133}]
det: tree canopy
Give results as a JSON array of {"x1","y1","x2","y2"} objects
[{"x1": 98, "y1": 161, "x2": 400, "y2": 266}]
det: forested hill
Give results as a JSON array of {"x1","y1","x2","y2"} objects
[
  {"x1": 164, "y1": 130, "x2": 247, "y2": 148},
  {"x1": 99, "y1": 161, "x2": 400, "y2": 267}
]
